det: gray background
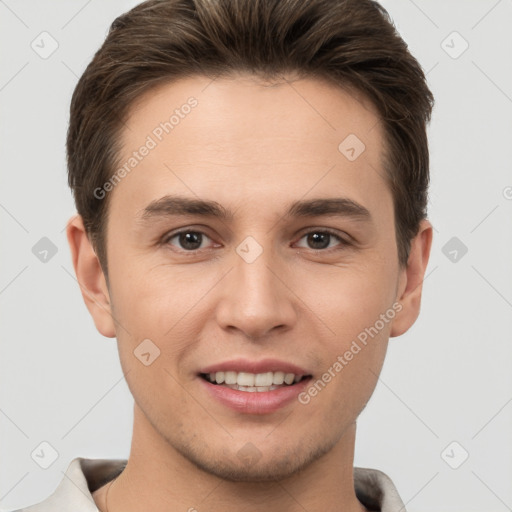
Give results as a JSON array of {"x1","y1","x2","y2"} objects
[{"x1": 1, "y1": 1, "x2": 511, "y2": 510}]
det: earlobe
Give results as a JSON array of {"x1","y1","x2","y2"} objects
[
  {"x1": 390, "y1": 219, "x2": 433, "y2": 338},
  {"x1": 66, "y1": 214, "x2": 116, "y2": 338}
]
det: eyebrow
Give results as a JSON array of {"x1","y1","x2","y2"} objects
[{"x1": 136, "y1": 194, "x2": 372, "y2": 224}]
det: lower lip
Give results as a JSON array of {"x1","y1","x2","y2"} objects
[{"x1": 198, "y1": 376, "x2": 312, "y2": 414}]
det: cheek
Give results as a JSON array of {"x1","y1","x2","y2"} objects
[
  {"x1": 296, "y1": 258, "x2": 396, "y2": 400},
  {"x1": 110, "y1": 259, "x2": 191, "y2": 327},
  {"x1": 108, "y1": 262, "x2": 216, "y2": 371},
  {"x1": 108, "y1": 268, "x2": 200, "y2": 416},
  {"x1": 298, "y1": 271, "x2": 393, "y2": 421},
  {"x1": 300, "y1": 260, "x2": 397, "y2": 339}
]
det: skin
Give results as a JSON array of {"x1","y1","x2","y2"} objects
[{"x1": 67, "y1": 73, "x2": 432, "y2": 512}]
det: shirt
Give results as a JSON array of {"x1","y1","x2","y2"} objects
[{"x1": 11, "y1": 457, "x2": 407, "y2": 512}]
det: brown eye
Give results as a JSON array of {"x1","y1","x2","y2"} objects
[
  {"x1": 295, "y1": 230, "x2": 348, "y2": 251},
  {"x1": 306, "y1": 232, "x2": 331, "y2": 250},
  {"x1": 165, "y1": 230, "x2": 211, "y2": 251}
]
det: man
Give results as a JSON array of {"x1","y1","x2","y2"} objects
[{"x1": 15, "y1": 0, "x2": 434, "y2": 510}]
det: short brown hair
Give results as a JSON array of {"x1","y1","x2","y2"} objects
[{"x1": 67, "y1": 0, "x2": 434, "y2": 279}]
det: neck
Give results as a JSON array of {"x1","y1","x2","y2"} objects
[{"x1": 105, "y1": 404, "x2": 368, "y2": 512}]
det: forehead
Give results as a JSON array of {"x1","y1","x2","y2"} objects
[
  {"x1": 123, "y1": 73, "x2": 383, "y2": 153},
  {"x1": 110, "y1": 73, "x2": 391, "y2": 222}
]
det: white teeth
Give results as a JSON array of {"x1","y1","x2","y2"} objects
[
  {"x1": 204, "y1": 370, "x2": 306, "y2": 387},
  {"x1": 237, "y1": 372, "x2": 255, "y2": 386},
  {"x1": 224, "y1": 371, "x2": 237, "y2": 384},
  {"x1": 284, "y1": 373, "x2": 295, "y2": 385},
  {"x1": 273, "y1": 371, "x2": 285, "y2": 385},
  {"x1": 254, "y1": 372, "x2": 273, "y2": 387},
  {"x1": 222, "y1": 384, "x2": 279, "y2": 392}
]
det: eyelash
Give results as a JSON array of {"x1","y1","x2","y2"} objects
[{"x1": 161, "y1": 227, "x2": 352, "y2": 254}]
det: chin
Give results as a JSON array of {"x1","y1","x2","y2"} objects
[{"x1": 174, "y1": 433, "x2": 336, "y2": 483}]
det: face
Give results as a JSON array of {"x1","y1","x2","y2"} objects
[{"x1": 70, "y1": 73, "x2": 428, "y2": 482}]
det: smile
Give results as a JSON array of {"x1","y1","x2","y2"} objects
[
  {"x1": 198, "y1": 370, "x2": 313, "y2": 414},
  {"x1": 200, "y1": 371, "x2": 311, "y2": 392}
]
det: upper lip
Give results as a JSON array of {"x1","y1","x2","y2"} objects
[{"x1": 199, "y1": 358, "x2": 311, "y2": 376}]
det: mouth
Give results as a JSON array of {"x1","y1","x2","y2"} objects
[{"x1": 199, "y1": 371, "x2": 313, "y2": 392}]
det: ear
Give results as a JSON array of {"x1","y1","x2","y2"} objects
[
  {"x1": 390, "y1": 219, "x2": 433, "y2": 337},
  {"x1": 66, "y1": 214, "x2": 116, "y2": 338}
]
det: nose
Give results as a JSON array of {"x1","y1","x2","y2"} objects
[{"x1": 214, "y1": 242, "x2": 298, "y2": 341}]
